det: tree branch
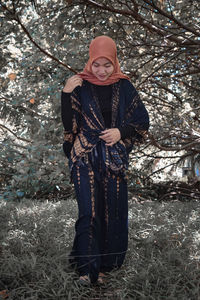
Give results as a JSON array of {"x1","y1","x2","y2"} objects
[
  {"x1": 0, "y1": 97, "x2": 46, "y2": 118},
  {"x1": 136, "y1": 51, "x2": 181, "y2": 89},
  {"x1": 0, "y1": 124, "x2": 31, "y2": 143},
  {"x1": 82, "y1": 0, "x2": 200, "y2": 46},
  {"x1": 143, "y1": 161, "x2": 178, "y2": 181},
  {"x1": 0, "y1": 3, "x2": 77, "y2": 74},
  {"x1": 150, "y1": 80, "x2": 183, "y2": 104},
  {"x1": 148, "y1": 132, "x2": 200, "y2": 153},
  {"x1": 143, "y1": 0, "x2": 200, "y2": 38}
]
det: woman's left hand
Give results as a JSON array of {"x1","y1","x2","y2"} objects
[{"x1": 99, "y1": 128, "x2": 121, "y2": 146}]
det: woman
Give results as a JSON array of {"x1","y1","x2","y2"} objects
[{"x1": 61, "y1": 36, "x2": 149, "y2": 285}]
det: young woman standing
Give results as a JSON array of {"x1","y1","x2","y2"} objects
[{"x1": 61, "y1": 36, "x2": 149, "y2": 285}]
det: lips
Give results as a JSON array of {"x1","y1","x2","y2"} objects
[{"x1": 98, "y1": 75, "x2": 107, "y2": 80}]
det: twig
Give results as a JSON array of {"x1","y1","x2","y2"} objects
[
  {"x1": 150, "y1": 79, "x2": 183, "y2": 103},
  {"x1": 137, "y1": 52, "x2": 182, "y2": 89},
  {"x1": 143, "y1": 161, "x2": 178, "y2": 181},
  {"x1": 0, "y1": 124, "x2": 31, "y2": 143}
]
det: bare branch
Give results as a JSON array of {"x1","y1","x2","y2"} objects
[
  {"x1": 144, "y1": 161, "x2": 178, "y2": 181},
  {"x1": 0, "y1": 124, "x2": 32, "y2": 143},
  {"x1": 0, "y1": 2, "x2": 77, "y2": 74},
  {"x1": 136, "y1": 51, "x2": 181, "y2": 89},
  {"x1": 150, "y1": 80, "x2": 183, "y2": 104},
  {"x1": 148, "y1": 132, "x2": 200, "y2": 153},
  {"x1": 82, "y1": 0, "x2": 200, "y2": 46},
  {"x1": 143, "y1": 0, "x2": 200, "y2": 37}
]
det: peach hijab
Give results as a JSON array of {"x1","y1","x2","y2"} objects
[{"x1": 78, "y1": 35, "x2": 129, "y2": 86}]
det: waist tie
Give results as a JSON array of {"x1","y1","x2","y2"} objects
[{"x1": 69, "y1": 129, "x2": 129, "y2": 176}]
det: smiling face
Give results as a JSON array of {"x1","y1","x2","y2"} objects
[{"x1": 91, "y1": 57, "x2": 114, "y2": 82}]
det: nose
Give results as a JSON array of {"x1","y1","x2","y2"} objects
[{"x1": 98, "y1": 66, "x2": 106, "y2": 74}]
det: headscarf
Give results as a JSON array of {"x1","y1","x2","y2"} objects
[{"x1": 78, "y1": 35, "x2": 129, "y2": 85}]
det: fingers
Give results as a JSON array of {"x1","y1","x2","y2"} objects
[
  {"x1": 101, "y1": 129, "x2": 110, "y2": 134},
  {"x1": 72, "y1": 75, "x2": 83, "y2": 85},
  {"x1": 100, "y1": 129, "x2": 115, "y2": 140},
  {"x1": 100, "y1": 129, "x2": 111, "y2": 137},
  {"x1": 99, "y1": 132, "x2": 115, "y2": 145},
  {"x1": 63, "y1": 75, "x2": 83, "y2": 93},
  {"x1": 99, "y1": 133, "x2": 110, "y2": 141},
  {"x1": 101, "y1": 129, "x2": 108, "y2": 133},
  {"x1": 69, "y1": 75, "x2": 83, "y2": 87},
  {"x1": 100, "y1": 133, "x2": 110, "y2": 139},
  {"x1": 105, "y1": 139, "x2": 114, "y2": 146},
  {"x1": 99, "y1": 128, "x2": 121, "y2": 146}
]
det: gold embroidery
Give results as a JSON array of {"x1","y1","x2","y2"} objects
[
  {"x1": 89, "y1": 170, "x2": 95, "y2": 218},
  {"x1": 103, "y1": 176, "x2": 109, "y2": 231},
  {"x1": 116, "y1": 176, "x2": 120, "y2": 219},
  {"x1": 89, "y1": 104, "x2": 104, "y2": 129},
  {"x1": 82, "y1": 113, "x2": 96, "y2": 129},
  {"x1": 64, "y1": 131, "x2": 73, "y2": 143},
  {"x1": 71, "y1": 95, "x2": 81, "y2": 112},
  {"x1": 71, "y1": 133, "x2": 95, "y2": 163}
]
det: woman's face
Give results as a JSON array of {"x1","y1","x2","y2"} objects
[{"x1": 91, "y1": 57, "x2": 114, "y2": 81}]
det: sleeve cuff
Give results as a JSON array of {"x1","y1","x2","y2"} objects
[
  {"x1": 63, "y1": 141, "x2": 72, "y2": 158},
  {"x1": 62, "y1": 90, "x2": 71, "y2": 95},
  {"x1": 119, "y1": 125, "x2": 136, "y2": 139}
]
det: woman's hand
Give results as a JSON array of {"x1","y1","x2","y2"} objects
[
  {"x1": 63, "y1": 75, "x2": 83, "y2": 93},
  {"x1": 99, "y1": 128, "x2": 121, "y2": 146}
]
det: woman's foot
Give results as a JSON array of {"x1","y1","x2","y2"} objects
[
  {"x1": 78, "y1": 275, "x2": 91, "y2": 286},
  {"x1": 78, "y1": 273, "x2": 106, "y2": 286},
  {"x1": 97, "y1": 272, "x2": 106, "y2": 284}
]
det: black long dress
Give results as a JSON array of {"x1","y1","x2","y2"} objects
[{"x1": 61, "y1": 79, "x2": 149, "y2": 283}]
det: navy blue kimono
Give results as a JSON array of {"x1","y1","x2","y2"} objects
[{"x1": 62, "y1": 79, "x2": 149, "y2": 283}]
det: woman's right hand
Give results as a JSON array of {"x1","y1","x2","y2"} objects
[{"x1": 62, "y1": 75, "x2": 83, "y2": 93}]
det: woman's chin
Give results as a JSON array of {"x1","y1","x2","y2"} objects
[{"x1": 96, "y1": 76, "x2": 108, "y2": 81}]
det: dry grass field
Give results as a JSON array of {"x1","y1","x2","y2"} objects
[{"x1": 0, "y1": 197, "x2": 199, "y2": 299}]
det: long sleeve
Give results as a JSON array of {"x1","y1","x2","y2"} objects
[
  {"x1": 61, "y1": 88, "x2": 82, "y2": 158},
  {"x1": 61, "y1": 91, "x2": 73, "y2": 131},
  {"x1": 61, "y1": 91, "x2": 73, "y2": 157},
  {"x1": 119, "y1": 119, "x2": 149, "y2": 140},
  {"x1": 120, "y1": 80, "x2": 149, "y2": 151},
  {"x1": 119, "y1": 124, "x2": 137, "y2": 140},
  {"x1": 126, "y1": 98, "x2": 149, "y2": 144}
]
